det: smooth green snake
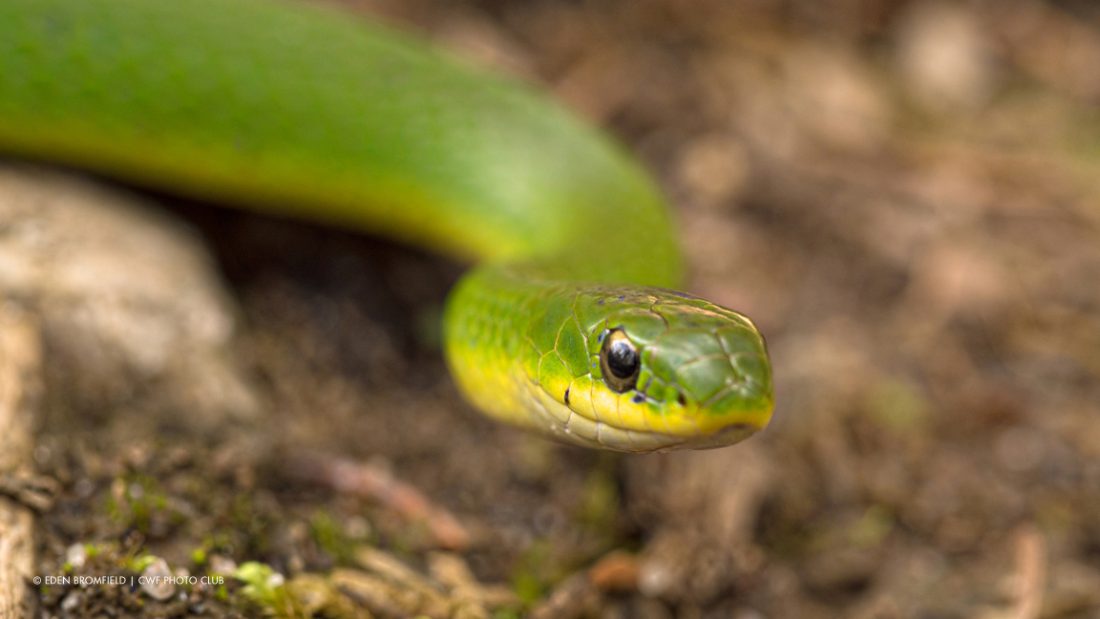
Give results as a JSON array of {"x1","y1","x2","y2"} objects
[{"x1": 0, "y1": 0, "x2": 774, "y2": 452}]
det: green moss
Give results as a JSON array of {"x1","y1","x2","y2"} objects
[
  {"x1": 233, "y1": 561, "x2": 292, "y2": 614},
  {"x1": 576, "y1": 454, "x2": 619, "y2": 533},
  {"x1": 228, "y1": 494, "x2": 275, "y2": 558},
  {"x1": 849, "y1": 505, "x2": 893, "y2": 549},
  {"x1": 864, "y1": 377, "x2": 929, "y2": 433},
  {"x1": 308, "y1": 510, "x2": 356, "y2": 565},
  {"x1": 510, "y1": 540, "x2": 554, "y2": 606},
  {"x1": 84, "y1": 543, "x2": 102, "y2": 559},
  {"x1": 125, "y1": 553, "x2": 159, "y2": 573},
  {"x1": 105, "y1": 474, "x2": 173, "y2": 534}
]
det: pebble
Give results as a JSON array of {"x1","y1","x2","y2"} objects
[
  {"x1": 208, "y1": 554, "x2": 238, "y2": 576},
  {"x1": 60, "y1": 591, "x2": 82, "y2": 612},
  {"x1": 64, "y1": 543, "x2": 87, "y2": 569},
  {"x1": 141, "y1": 557, "x2": 176, "y2": 601}
]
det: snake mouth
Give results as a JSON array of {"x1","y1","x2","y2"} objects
[
  {"x1": 570, "y1": 416, "x2": 763, "y2": 453},
  {"x1": 520, "y1": 376, "x2": 770, "y2": 452},
  {"x1": 671, "y1": 422, "x2": 760, "y2": 450}
]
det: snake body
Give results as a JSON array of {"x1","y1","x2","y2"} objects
[{"x1": 0, "y1": 0, "x2": 773, "y2": 451}]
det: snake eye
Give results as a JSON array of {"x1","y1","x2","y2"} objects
[{"x1": 600, "y1": 329, "x2": 639, "y2": 393}]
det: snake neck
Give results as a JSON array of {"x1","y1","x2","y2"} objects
[
  {"x1": 442, "y1": 256, "x2": 773, "y2": 452},
  {"x1": 442, "y1": 256, "x2": 670, "y2": 445}
]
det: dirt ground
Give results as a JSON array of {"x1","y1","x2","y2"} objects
[{"x1": 16, "y1": 0, "x2": 1100, "y2": 617}]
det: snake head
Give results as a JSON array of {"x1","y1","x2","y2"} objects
[{"x1": 522, "y1": 285, "x2": 774, "y2": 452}]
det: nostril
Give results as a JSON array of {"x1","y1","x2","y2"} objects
[{"x1": 677, "y1": 392, "x2": 687, "y2": 406}]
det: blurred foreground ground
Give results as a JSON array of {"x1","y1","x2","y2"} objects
[{"x1": 23, "y1": 0, "x2": 1100, "y2": 617}]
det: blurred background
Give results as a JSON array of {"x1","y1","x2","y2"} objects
[
  {"x1": 25, "y1": 0, "x2": 1099, "y2": 617},
  {"x1": 350, "y1": 1, "x2": 1100, "y2": 615}
]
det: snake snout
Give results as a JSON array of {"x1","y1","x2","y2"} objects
[
  {"x1": 681, "y1": 332, "x2": 771, "y2": 418},
  {"x1": 639, "y1": 302, "x2": 775, "y2": 444}
]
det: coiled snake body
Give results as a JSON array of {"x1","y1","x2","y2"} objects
[{"x1": 0, "y1": 0, "x2": 773, "y2": 451}]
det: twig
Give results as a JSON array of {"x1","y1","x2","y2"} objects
[
  {"x1": 0, "y1": 475, "x2": 58, "y2": 514},
  {"x1": 1010, "y1": 523, "x2": 1046, "y2": 619},
  {"x1": 587, "y1": 550, "x2": 640, "y2": 592},
  {"x1": 287, "y1": 453, "x2": 471, "y2": 550}
]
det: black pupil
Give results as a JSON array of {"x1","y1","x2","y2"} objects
[{"x1": 607, "y1": 338, "x2": 639, "y2": 379}]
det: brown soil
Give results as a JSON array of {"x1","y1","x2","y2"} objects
[{"x1": 29, "y1": 0, "x2": 1100, "y2": 617}]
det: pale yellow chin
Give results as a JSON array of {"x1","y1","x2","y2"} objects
[{"x1": 517, "y1": 377, "x2": 761, "y2": 453}]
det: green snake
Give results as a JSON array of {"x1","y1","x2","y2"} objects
[{"x1": 0, "y1": 0, "x2": 773, "y2": 452}]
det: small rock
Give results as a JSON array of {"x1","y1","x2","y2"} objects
[
  {"x1": 65, "y1": 544, "x2": 87, "y2": 569},
  {"x1": 286, "y1": 574, "x2": 336, "y2": 616},
  {"x1": 208, "y1": 554, "x2": 238, "y2": 577},
  {"x1": 60, "y1": 591, "x2": 82, "y2": 612},
  {"x1": 895, "y1": 2, "x2": 998, "y2": 110},
  {"x1": 638, "y1": 560, "x2": 674, "y2": 598},
  {"x1": 676, "y1": 135, "x2": 751, "y2": 208},
  {"x1": 141, "y1": 557, "x2": 176, "y2": 601}
]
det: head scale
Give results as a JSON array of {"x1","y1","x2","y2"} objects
[{"x1": 522, "y1": 285, "x2": 773, "y2": 452}]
